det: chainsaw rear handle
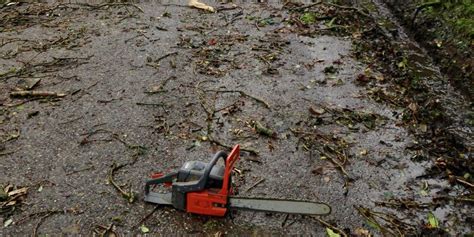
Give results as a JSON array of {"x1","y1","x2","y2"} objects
[{"x1": 144, "y1": 171, "x2": 177, "y2": 195}]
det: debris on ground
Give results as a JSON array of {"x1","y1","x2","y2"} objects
[
  {"x1": 0, "y1": 1, "x2": 472, "y2": 235},
  {"x1": 1, "y1": 184, "x2": 28, "y2": 223},
  {"x1": 188, "y1": 0, "x2": 215, "y2": 13}
]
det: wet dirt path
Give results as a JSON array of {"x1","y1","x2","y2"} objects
[{"x1": 0, "y1": 1, "x2": 472, "y2": 236}]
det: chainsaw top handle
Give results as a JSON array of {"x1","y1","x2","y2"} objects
[
  {"x1": 167, "y1": 145, "x2": 240, "y2": 212},
  {"x1": 173, "y1": 150, "x2": 227, "y2": 193},
  {"x1": 174, "y1": 145, "x2": 240, "y2": 194}
]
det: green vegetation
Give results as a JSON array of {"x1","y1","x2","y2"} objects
[
  {"x1": 400, "y1": 0, "x2": 474, "y2": 98},
  {"x1": 422, "y1": 0, "x2": 474, "y2": 40}
]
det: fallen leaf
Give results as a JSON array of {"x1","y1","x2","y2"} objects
[
  {"x1": 140, "y1": 224, "x2": 150, "y2": 233},
  {"x1": 427, "y1": 212, "x2": 439, "y2": 228},
  {"x1": 419, "y1": 124, "x2": 428, "y2": 133},
  {"x1": 359, "y1": 149, "x2": 368, "y2": 156},
  {"x1": 366, "y1": 220, "x2": 381, "y2": 230},
  {"x1": 6, "y1": 200, "x2": 16, "y2": 206},
  {"x1": 188, "y1": 0, "x2": 215, "y2": 12},
  {"x1": 311, "y1": 167, "x2": 324, "y2": 175},
  {"x1": 3, "y1": 219, "x2": 13, "y2": 227},
  {"x1": 408, "y1": 102, "x2": 418, "y2": 113},
  {"x1": 17, "y1": 78, "x2": 41, "y2": 90},
  {"x1": 8, "y1": 187, "x2": 28, "y2": 196},
  {"x1": 309, "y1": 106, "x2": 326, "y2": 116},
  {"x1": 252, "y1": 121, "x2": 277, "y2": 138},
  {"x1": 326, "y1": 227, "x2": 340, "y2": 237},
  {"x1": 354, "y1": 227, "x2": 371, "y2": 237}
]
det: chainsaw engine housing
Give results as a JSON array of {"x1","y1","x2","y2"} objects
[{"x1": 177, "y1": 161, "x2": 224, "y2": 189}]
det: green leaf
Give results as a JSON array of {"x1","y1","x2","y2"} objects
[
  {"x1": 397, "y1": 57, "x2": 408, "y2": 69},
  {"x1": 428, "y1": 212, "x2": 439, "y2": 228},
  {"x1": 463, "y1": 172, "x2": 471, "y2": 180},
  {"x1": 326, "y1": 228, "x2": 340, "y2": 237},
  {"x1": 300, "y1": 12, "x2": 317, "y2": 24},
  {"x1": 4, "y1": 219, "x2": 13, "y2": 227},
  {"x1": 140, "y1": 224, "x2": 150, "y2": 233},
  {"x1": 326, "y1": 17, "x2": 336, "y2": 27},
  {"x1": 366, "y1": 220, "x2": 381, "y2": 230},
  {"x1": 16, "y1": 104, "x2": 25, "y2": 111}
]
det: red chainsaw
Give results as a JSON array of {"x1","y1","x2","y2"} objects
[{"x1": 144, "y1": 145, "x2": 331, "y2": 216}]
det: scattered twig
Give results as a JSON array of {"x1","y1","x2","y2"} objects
[
  {"x1": 145, "y1": 76, "x2": 176, "y2": 94},
  {"x1": 59, "y1": 116, "x2": 84, "y2": 125},
  {"x1": 245, "y1": 156, "x2": 262, "y2": 163},
  {"x1": 10, "y1": 91, "x2": 66, "y2": 98},
  {"x1": 146, "y1": 52, "x2": 178, "y2": 69},
  {"x1": 156, "y1": 52, "x2": 178, "y2": 63},
  {"x1": 75, "y1": 2, "x2": 144, "y2": 13},
  {"x1": 318, "y1": 149, "x2": 350, "y2": 178},
  {"x1": 292, "y1": 1, "x2": 322, "y2": 11},
  {"x1": 281, "y1": 213, "x2": 290, "y2": 227},
  {"x1": 33, "y1": 211, "x2": 59, "y2": 237},
  {"x1": 455, "y1": 177, "x2": 474, "y2": 189},
  {"x1": 79, "y1": 128, "x2": 113, "y2": 145},
  {"x1": 0, "y1": 150, "x2": 16, "y2": 156},
  {"x1": 375, "y1": 198, "x2": 431, "y2": 209},
  {"x1": 108, "y1": 162, "x2": 135, "y2": 203},
  {"x1": 107, "y1": 140, "x2": 146, "y2": 203},
  {"x1": 66, "y1": 166, "x2": 94, "y2": 176},
  {"x1": 208, "y1": 137, "x2": 259, "y2": 155},
  {"x1": 3, "y1": 98, "x2": 39, "y2": 107},
  {"x1": 245, "y1": 178, "x2": 265, "y2": 192},
  {"x1": 324, "y1": 2, "x2": 371, "y2": 18},
  {"x1": 207, "y1": 89, "x2": 270, "y2": 109},
  {"x1": 216, "y1": 5, "x2": 241, "y2": 12},
  {"x1": 20, "y1": 208, "x2": 82, "y2": 236},
  {"x1": 95, "y1": 224, "x2": 120, "y2": 237},
  {"x1": 312, "y1": 217, "x2": 348, "y2": 237},
  {"x1": 355, "y1": 205, "x2": 416, "y2": 236},
  {"x1": 156, "y1": 26, "x2": 168, "y2": 31},
  {"x1": 134, "y1": 206, "x2": 159, "y2": 229},
  {"x1": 136, "y1": 102, "x2": 166, "y2": 107},
  {"x1": 257, "y1": 54, "x2": 271, "y2": 66},
  {"x1": 291, "y1": 1, "x2": 369, "y2": 18},
  {"x1": 434, "y1": 195, "x2": 474, "y2": 204}
]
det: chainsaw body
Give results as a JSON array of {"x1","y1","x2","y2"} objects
[
  {"x1": 144, "y1": 144, "x2": 332, "y2": 217},
  {"x1": 144, "y1": 145, "x2": 240, "y2": 216}
]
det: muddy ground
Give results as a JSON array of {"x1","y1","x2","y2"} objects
[{"x1": 0, "y1": 1, "x2": 472, "y2": 236}]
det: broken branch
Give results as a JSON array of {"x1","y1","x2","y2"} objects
[
  {"x1": 208, "y1": 137, "x2": 259, "y2": 155},
  {"x1": 10, "y1": 91, "x2": 66, "y2": 98},
  {"x1": 207, "y1": 89, "x2": 270, "y2": 109},
  {"x1": 245, "y1": 178, "x2": 265, "y2": 192},
  {"x1": 108, "y1": 162, "x2": 135, "y2": 203}
]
